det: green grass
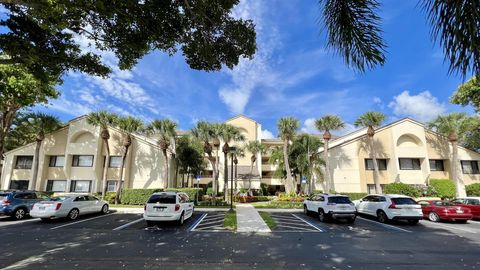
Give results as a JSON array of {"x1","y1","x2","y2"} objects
[
  {"x1": 224, "y1": 211, "x2": 237, "y2": 231},
  {"x1": 252, "y1": 201, "x2": 303, "y2": 209},
  {"x1": 259, "y1": 212, "x2": 276, "y2": 229}
]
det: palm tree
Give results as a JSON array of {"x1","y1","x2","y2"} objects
[
  {"x1": 315, "y1": 115, "x2": 345, "y2": 192},
  {"x1": 232, "y1": 147, "x2": 245, "y2": 192},
  {"x1": 26, "y1": 112, "x2": 63, "y2": 190},
  {"x1": 245, "y1": 141, "x2": 265, "y2": 193},
  {"x1": 147, "y1": 119, "x2": 177, "y2": 189},
  {"x1": 87, "y1": 111, "x2": 118, "y2": 199},
  {"x1": 354, "y1": 111, "x2": 386, "y2": 194},
  {"x1": 210, "y1": 123, "x2": 224, "y2": 196},
  {"x1": 114, "y1": 116, "x2": 144, "y2": 204},
  {"x1": 277, "y1": 117, "x2": 299, "y2": 194},
  {"x1": 429, "y1": 113, "x2": 472, "y2": 197},
  {"x1": 220, "y1": 124, "x2": 245, "y2": 199},
  {"x1": 192, "y1": 121, "x2": 218, "y2": 194}
]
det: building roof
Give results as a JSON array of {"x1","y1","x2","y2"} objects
[{"x1": 225, "y1": 114, "x2": 258, "y2": 124}]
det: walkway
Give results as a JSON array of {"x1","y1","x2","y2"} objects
[{"x1": 236, "y1": 204, "x2": 271, "y2": 233}]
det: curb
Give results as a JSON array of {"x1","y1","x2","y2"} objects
[{"x1": 254, "y1": 208, "x2": 303, "y2": 213}]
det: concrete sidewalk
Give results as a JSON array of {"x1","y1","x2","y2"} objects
[{"x1": 236, "y1": 204, "x2": 271, "y2": 233}]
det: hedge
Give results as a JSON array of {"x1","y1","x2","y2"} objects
[
  {"x1": 121, "y1": 189, "x2": 162, "y2": 205},
  {"x1": 165, "y1": 188, "x2": 203, "y2": 204},
  {"x1": 383, "y1": 183, "x2": 421, "y2": 197},
  {"x1": 466, "y1": 183, "x2": 480, "y2": 196},
  {"x1": 429, "y1": 179, "x2": 456, "y2": 199},
  {"x1": 340, "y1": 193, "x2": 368, "y2": 201}
]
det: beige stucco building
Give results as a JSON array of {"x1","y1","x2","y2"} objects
[{"x1": 1, "y1": 116, "x2": 479, "y2": 194}]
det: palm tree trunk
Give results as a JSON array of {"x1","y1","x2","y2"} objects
[
  {"x1": 30, "y1": 140, "x2": 42, "y2": 190},
  {"x1": 162, "y1": 149, "x2": 169, "y2": 188},
  {"x1": 248, "y1": 161, "x2": 254, "y2": 193},
  {"x1": 369, "y1": 136, "x2": 382, "y2": 194},
  {"x1": 451, "y1": 141, "x2": 466, "y2": 197},
  {"x1": 182, "y1": 173, "x2": 185, "y2": 188},
  {"x1": 323, "y1": 140, "x2": 331, "y2": 192},
  {"x1": 0, "y1": 109, "x2": 16, "y2": 165},
  {"x1": 234, "y1": 162, "x2": 238, "y2": 192},
  {"x1": 283, "y1": 139, "x2": 294, "y2": 194},
  {"x1": 224, "y1": 152, "x2": 228, "y2": 200},
  {"x1": 101, "y1": 138, "x2": 110, "y2": 200},
  {"x1": 214, "y1": 150, "x2": 220, "y2": 196},
  {"x1": 115, "y1": 146, "x2": 129, "y2": 204}
]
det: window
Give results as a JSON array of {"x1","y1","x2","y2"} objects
[
  {"x1": 15, "y1": 156, "x2": 33, "y2": 169},
  {"x1": 14, "y1": 192, "x2": 36, "y2": 199},
  {"x1": 9, "y1": 180, "x2": 29, "y2": 190},
  {"x1": 399, "y1": 158, "x2": 421, "y2": 170},
  {"x1": 147, "y1": 194, "x2": 176, "y2": 204},
  {"x1": 49, "y1": 156, "x2": 65, "y2": 167},
  {"x1": 106, "y1": 180, "x2": 124, "y2": 192},
  {"x1": 46, "y1": 180, "x2": 67, "y2": 192},
  {"x1": 72, "y1": 155, "x2": 94, "y2": 167},
  {"x1": 88, "y1": 195, "x2": 99, "y2": 201},
  {"x1": 36, "y1": 192, "x2": 50, "y2": 200},
  {"x1": 179, "y1": 194, "x2": 189, "y2": 203},
  {"x1": 74, "y1": 196, "x2": 88, "y2": 202},
  {"x1": 391, "y1": 198, "x2": 417, "y2": 205},
  {"x1": 417, "y1": 201, "x2": 430, "y2": 206},
  {"x1": 461, "y1": 161, "x2": 480, "y2": 174},
  {"x1": 70, "y1": 180, "x2": 92, "y2": 192},
  {"x1": 467, "y1": 199, "x2": 480, "y2": 205},
  {"x1": 107, "y1": 156, "x2": 122, "y2": 168},
  {"x1": 365, "y1": 159, "x2": 387, "y2": 170},
  {"x1": 429, "y1": 160, "x2": 444, "y2": 171},
  {"x1": 327, "y1": 196, "x2": 351, "y2": 204}
]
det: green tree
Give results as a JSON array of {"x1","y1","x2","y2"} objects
[
  {"x1": 232, "y1": 146, "x2": 245, "y2": 192},
  {"x1": 0, "y1": 1, "x2": 256, "y2": 81},
  {"x1": 354, "y1": 111, "x2": 386, "y2": 194},
  {"x1": 86, "y1": 111, "x2": 118, "y2": 199},
  {"x1": 429, "y1": 113, "x2": 473, "y2": 197},
  {"x1": 318, "y1": 0, "x2": 480, "y2": 76},
  {"x1": 451, "y1": 76, "x2": 480, "y2": 111},
  {"x1": 220, "y1": 124, "x2": 245, "y2": 199},
  {"x1": 176, "y1": 135, "x2": 205, "y2": 188},
  {"x1": 114, "y1": 116, "x2": 144, "y2": 204},
  {"x1": 277, "y1": 117, "x2": 300, "y2": 193},
  {"x1": 0, "y1": 63, "x2": 58, "y2": 162},
  {"x1": 146, "y1": 119, "x2": 177, "y2": 189},
  {"x1": 315, "y1": 115, "x2": 345, "y2": 192},
  {"x1": 245, "y1": 141, "x2": 265, "y2": 192},
  {"x1": 191, "y1": 121, "x2": 218, "y2": 194}
]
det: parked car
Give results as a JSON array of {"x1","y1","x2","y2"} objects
[
  {"x1": 303, "y1": 193, "x2": 357, "y2": 223},
  {"x1": 30, "y1": 194, "x2": 109, "y2": 221},
  {"x1": 451, "y1": 197, "x2": 480, "y2": 220},
  {"x1": 0, "y1": 190, "x2": 50, "y2": 220},
  {"x1": 144, "y1": 191, "x2": 194, "y2": 226},
  {"x1": 418, "y1": 200, "x2": 472, "y2": 223},
  {"x1": 354, "y1": 194, "x2": 422, "y2": 224}
]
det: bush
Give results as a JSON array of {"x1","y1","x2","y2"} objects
[
  {"x1": 166, "y1": 188, "x2": 203, "y2": 204},
  {"x1": 206, "y1": 187, "x2": 214, "y2": 196},
  {"x1": 197, "y1": 200, "x2": 229, "y2": 206},
  {"x1": 260, "y1": 183, "x2": 268, "y2": 195},
  {"x1": 383, "y1": 183, "x2": 421, "y2": 198},
  {"x1": 121, "y1": 189, "x2": 161, "y2": 205},
  {"x1": 341, "y1": 192, "x2": 368, "y2": 201},
  {"x1": 429, "y1": 179, "x2": 456, "y2": 199},
  {"x1": 466, "y1": 183, "x2": 480, "y2": 196},
  {"x1": 235, "y1": 195, "x2": 271, "y2": 203},
  {"x1": 104, "y1": 192, "x2": 116, "y2": 204},
  {"x1": 277, "y1": 192, "x2": 306, "y2": 202}
]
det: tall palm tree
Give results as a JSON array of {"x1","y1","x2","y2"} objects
[
  {"x1": 87, "y1": 111, "x2": 118, "y2": 199},
  {"x1": 315, "y1": 115, "x2": 345, "y2": 192},
  {"x1": 429, "y1": 113, "x2": 472, "y2": 197},
  {"x1": 232, "y1": 147, "x2": 245, "y2": 192},
  {"x1": 354, "y1": 111, "x2": 386, "y2": 194},
  {"x1": 220, "y1": 124, "x2": 245, "y2": 199},
  {"x1": 26, "y1": 112, "x2": 63, "y2": 190},
  {"x1": 147, "y1": 119, "x2": 177, "y2": 189},
  {"x1": 114, "y1": 116, "x2": 144, "y2": 204},
  {"x1": 245, "y1": 141, "x2": 265, "y2": 193},
  {"x1": 277, "y1": 117, "x2": 299, "y2": 194},
  {"x1": 210, "y1": 123, "x2": 224, "y2": 196},
  {"x1": 192, "y1": 121, "x2": 218, "y2": 194}
]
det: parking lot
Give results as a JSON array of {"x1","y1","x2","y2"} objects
[{"x1": 0, "y1": 210, "x2": 479, "y2": 269}]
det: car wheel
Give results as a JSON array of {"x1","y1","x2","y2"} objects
[
  {"x1": 377, "y1": 210, "x2": 388, "y2": 223},
  {"x1": 428, "y1": 212, "x2": 440, "y2": 222},
  {"x1": 318, "y1": 209, "x2": 326, "y2": 222},
  {"x1": 346, "y1": 216, "x2": 356, "y2": 224},
  {"x1": 178, "y1": 213, "x2": 185, "y2": 225},
  {"x1": 13, "y1": 208, "x2": 27, "y2": 220},
  {"x1": 41, "y1": 218, "x2": 50, "y2": 222},
  {"x1": 67, "y1": 209, "x2": 79, "y2": 220},
  {"x1": 408, "y1": 219, "x2": 419, "y2": 225},
  {"x1": 303, "y1": 205, "x2": 309, "y2": 216},
  {"x1": 101, "y1": 204, "x2": 109, "y2": 214}
]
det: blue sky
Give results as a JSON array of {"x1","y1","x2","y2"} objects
[{"x1": 36, "y1": 0, "x2": 473, "y2": 138}]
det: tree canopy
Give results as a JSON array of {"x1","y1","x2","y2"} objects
[{"x1": 451, "y1": 76, "x2": 480, "y2": 112}]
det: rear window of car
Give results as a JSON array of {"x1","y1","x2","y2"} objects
[
  {"x1": 391, "y1": 198, "x2": 417, "y2": 205},
  {"x1": 148, "y1": 194, "x2": 176, "y2": 204},
  {"x1": 328, "y1": 196, "x2": 352, "y2": 204},
  {"x1": 50, "y1": 196, "x2": 67, "y2": 201},
  {"x1": 433, "y1": 201, "x2": 454, "y2": 206}
]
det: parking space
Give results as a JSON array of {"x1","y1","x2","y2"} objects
[
  {"x1": 190, "y1": 212, "x2": 230, "y2": 232},
  {"x1": 269, "y1": 213, "x2": 323, "y2": 232}
]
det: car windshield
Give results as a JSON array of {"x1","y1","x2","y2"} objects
[
  {"x1": 49, "y1": 196, "x2": 68, "y2": 202},
  {"x1": 433, "y1": 201, "x2": 455, "y2": 206},
  {"x1": 148, "y1": 194, "x2": 176, "y2": 204},
  {"x1": 328, "y1": 196, "x2": 352, "y2": 204},
  {"x1": 391, "y1": 198, "x2": 417, "y2": 205}
]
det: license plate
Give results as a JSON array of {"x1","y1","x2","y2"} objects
[
  {"x1": 39, "y1": 207, "x2": 45, "y2": 210},
  {"x1": 457, "y1": 210, "x2": 463, "y2": 214},
  {"x1": 155, "y1": 208, "x2": 164, "y2": 212}
]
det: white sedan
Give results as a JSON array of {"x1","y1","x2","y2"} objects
[{"x1": 31, "y1": 194, "x2": 109, "y2": 221}]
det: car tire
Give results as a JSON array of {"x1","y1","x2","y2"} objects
[
  {"x1": 456, "y1": 220, "x2": 468, "y2": 224},
  {"x1": 303, "y1": 205, "x2": 309, "y2": 216},
  {"x1": 100, "y1": 204, "x2": 109, "y2": 214},
  {"x1": 318, "y1": 209, "x2": 326, "y2": 222},
  {"x1": 146, "y1": 220, "x2": 154, "y2": 227},
  {"x1": 12, "y1": 208, "x2": 27, "y2": 220},
  {"x1": 377, "y1": 210, "x2": 389, "y2": 223},
  {"x1": 41, "y1": 218, "x2": 50, "y2": 222},
  {"x1": 178, "y1": 213, "x2": 185, "y2": 225},
  {"x1": 346, "y1": 216, "x2": 356, "y2": 224},
  {"x1": 67, "y1": 208, "x2": 79, "y2": 220},
  {"x1": 428, "y1": 212, "x2": 440, "y2": 222},
  {"x1": 408, "y1": 219, "x2": 419, "y2": 225}
]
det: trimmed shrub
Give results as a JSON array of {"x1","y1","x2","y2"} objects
[
  {"x1": 429, "y1": 179, "x2": 456, "y2": 199},
  {"x1": 383, "y1": 183, "x2": 421, "y2": 197},
  {"x1": 206, "y1": 187, "x2": 214, "y2": 196},
  {"x1": 104, "y1": 192, "x2": 116, "y2": 204},
  {"x1": 260, "y1": 183, "x2": 268, "y2": 196},
  {"x1": 341, "y1": 193, "x2": 368, "y2": 201},
  {"x1": 121, "y1": 189, "x2": 161, "y2": 205},
  {"x1": 235, "y1": 195, "x2": 270, "y2": 203},
  {"x1": 466, "y1": 183, "x2": 480, "y2": 196},
  {"x1": 166, "y1": 188, "x2": 203, "y2": 204}
]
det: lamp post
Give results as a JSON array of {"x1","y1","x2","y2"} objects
[{"x1": 228, "y1": 146, "x2": 236, "y2": 212}]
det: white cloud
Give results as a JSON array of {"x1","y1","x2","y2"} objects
[
  {"x1": 388, "y1": 91, "x2": 446, "y2": 122},
  {"x1": 301, "y1": 118, "x2": 320, "y2": 134},
  {"x1": 260, "y1": 129, "x2": 275, "y2": 139},
  {"x1": 373, "y1": 97, "x2": 382, "y2": 104}
]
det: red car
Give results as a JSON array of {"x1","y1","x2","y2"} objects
[
  {"x1": 418, "y1": 200, "x2": 472, "y2": 223},
  {"x1": 451, "y1": 197, "x2": 480, "y2": 220}
]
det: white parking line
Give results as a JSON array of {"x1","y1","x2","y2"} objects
[
  {"x1": 275, "y1": 220, "x2": 313, "y2": 227},
  {"x1": 112, "y1": 217, "x2": 144, "y2": 231},
  {"x1": 50, "y1": 214, "x2": 113, "y2": 230},
  {"x1": 357, "y1": 217, "x2": 412, "y2": 233},
  {"x1": 291, "y1": 214, "x2": 324, "y2": 232},
  {"x1": 189, "y1": 213, "x2": 208, "y2": 232},
  {"x1": 195, "y1": 219, "x2": 223, "y2": 227},
  {"x1": 276, "y1": 224, "x2": 318, "y2": 231},
  {"x1": 425, "y1": 222, "x2": 477, "y2": 234}
]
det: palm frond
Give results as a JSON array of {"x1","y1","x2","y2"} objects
[{"x1": 354, "y1": 111, "x2": 386, "y2": 128}]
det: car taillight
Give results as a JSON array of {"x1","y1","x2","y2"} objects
[
  {"x1": 55, "y1": 203, "x2": 62, "y2": 210},
  {"x1": 388, "y1": 203, "x2": 397, "y2": 209},
  {"x1": 2, "y1": 200, "x2": 11, "y2": 205},
  {"x1": 175, "y1": 204, "x2": 180, "y2": 211}
]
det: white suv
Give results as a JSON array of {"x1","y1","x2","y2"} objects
[
  {"x1": 144, "y1": 192, "x2": 194, "y2": 226},
  {"x1": 354, "y1": 194, "x2": 422, "y2": 224},
  {"x1": 303, "y1": 194, "x2": 357, "y2": 223}
]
